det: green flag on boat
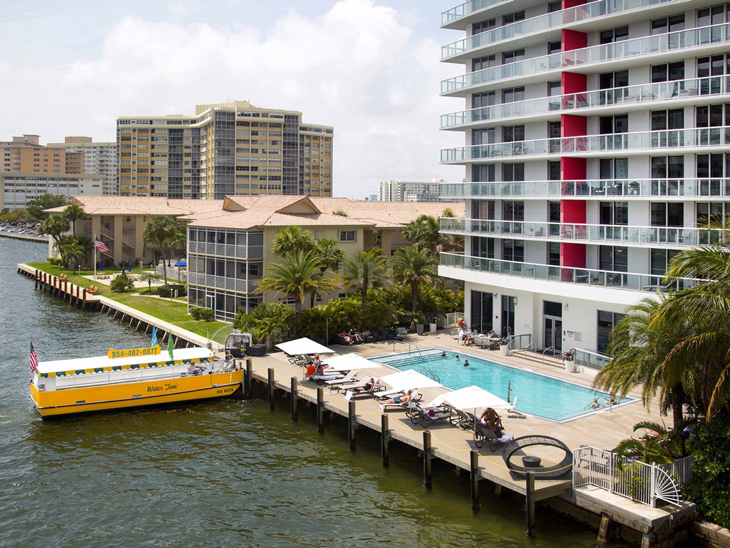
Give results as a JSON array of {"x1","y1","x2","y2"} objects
[{"x1": 168, "y1": 334, "x2": 174, "y2": 360}]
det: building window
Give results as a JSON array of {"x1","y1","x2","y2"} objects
[
  {"x1": 339, "y1": 230, "x2": 356, "y2": 242},
  {"x1": 652, "y1": 62, "x2": 684, "y2": 83},
  {"x1": 472, "y1": 18, "x2": 496, "y2": 34},
  {"x1": 470, "y1": 290, "x2": 494, "y2": 334},
  {"x1": 597, "y1": 311, "x2": 625, "y2": 354},
  {"x1": 600, "y1": 26, "x2": 629, "y2": 44}
]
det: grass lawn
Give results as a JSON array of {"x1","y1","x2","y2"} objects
[{"x1": 28, "y1": 262, "x2": 228, "y2": 338}]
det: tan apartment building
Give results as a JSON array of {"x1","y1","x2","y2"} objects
[
  {"x1": 45, "y1": 196, "x2": 223, "y2": 266},
  {"x1": 185, "y1": 196, "x2": 463, "y2": 321},
  {"x1": 116, "y1": 101, "x2": 333, "y2": 200},
  {"x1": 0, "y1": 135, "x2": 69, "y2": 174},
  {"x1": 48, "y1": 137, "x2": 118, "y2": 195}
]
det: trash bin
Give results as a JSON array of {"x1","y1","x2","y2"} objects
[
  {"x1": 500, "y1": 344, "x2": 510, "y2": 357},
  {"x1": 417, "y1": 324, "x2": 424, "y2": 336},
  {"x1": 564, "y1": 359, "x2": 574, "y2": 373},
  {"x1": 430, "y1": 321, "x2": 438, "y2": 333}
]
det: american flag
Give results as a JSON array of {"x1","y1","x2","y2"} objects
[
  {"x1": 30, "y1": 342, "x2": 38, "y2": 373},
  {"x1": 95, "y1": 237, "x2": 109, "y2": 252}
]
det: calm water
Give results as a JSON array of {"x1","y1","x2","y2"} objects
[
  {"x1": 0, "y1": 238, "x2": 620, "y2": 548},
  {"x1": 375, "y1": 350, "x2": 625, "y2": 422}
]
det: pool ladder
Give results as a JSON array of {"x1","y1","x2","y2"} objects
[{"x1": 420, "y1": 368, "x2": 440, "y2": 383}]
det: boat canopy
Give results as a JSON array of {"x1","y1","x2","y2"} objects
[{"x1": 35, "y1": 347, "x2": 215, "y2": 378}]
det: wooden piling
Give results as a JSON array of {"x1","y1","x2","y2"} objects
[
  {"x1": 316, "y1": 388, "x2": 324, "y2": 433},
  {"x1": 597, "y1": 513, "x2": 612, "y2": 546},
  {"x1": 423, "y1": 431, "x2": 432, "y2": 489},
  {"x1": 470, "y1": 450, "x2": 480, "y2": 511},
  {"x1": 290, "y1": 377, "x2": 298, "y2": 421},
  {"x1": 348, "y1": 401, "x2": 356, "y2": 451},
  {"x1": 526, "y1": 471, "x2": 536, "y2": 537},
  {"x1": 267, "y1": 368, "x2": 275, "y2": 409},
  {"x1": 381, "y1": 414, "x2": 389, "y2": 466},
  {"x1": 245, "y1": 359, "x2": 253, "y2": 398}
]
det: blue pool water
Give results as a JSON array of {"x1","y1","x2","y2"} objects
[{"x1": 374, "y1": 349, "x2": 625, "y2": 422}]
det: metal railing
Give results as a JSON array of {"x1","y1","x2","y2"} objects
[
  {"x1": 445, "y1": 312, "x2": 464, "y2": 327},
  {"x1": 509, "y1": 334, "x2": 533, "y2": 353},
  {"x1": 441, "y1": 77, "x2": 730, "y2": 129},
  {"x1": 573, "y1": 446, "x2": 694, "y2": 507},
  {"x1": 572, "y1": 348, "x2": 611, "y2": 370},
  {"x1": 440, "y1": 252, "x2": 700, "y2": 293},
  {"x1": 440, "y1": 217, "x2": 726, "y2": 248},
  {"x1": 442, "y1": 0, "x2": 674, "y2": 57},
  {"x1": 441, "y1": 126, "x2": 730, "y2": 163},
  {"x1": 442, "y1": 23, "x2": 730, "y2": 94},
  {"x1": 441, "y1": 0, "x2": 510, "y2": 26},
  {"x1": 440, "y1": 178, "x2": 730, "y2": 199}
]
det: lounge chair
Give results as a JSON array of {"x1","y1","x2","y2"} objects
[
  {"x1": 323, "y1": 369, "x2": 358, "y2": 387},
  {"x1": 288, "y1": 355, "x2": 309, "y2": 366},
  {"x1": 361, "y1": 331, "x2": 377, "y2": 343},
  {"x1": 406, "y1": 403, "x2": 452, "y2": 428},
  {"x1": 474, "y1": 424, "x2": 515, "y2": 452},
  {"x1": 343, "y1": 379, "x2": 386, "y2": 399},
  {"x1": 449, "y1": 408, "x2": 476, "y2": 430},
  {"x1": 386, "y1": 328, "x2": 404, "y2": 341},
  {"x1": 379, "y1": 391, "x2": 422, "y2": 412}
]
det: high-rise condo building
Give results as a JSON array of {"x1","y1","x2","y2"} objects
[
  {"x1": 379, "y1": 179, "x2": 457, "y2": 202},
  {"x1": 116, "y1": 101, "x2": 333, "y2": 200},
  {"x1": 48, "y1": 137, "x2": 118, "y2": 195},
  {"x1": 438, "y1": 0, "x2": 728, "y2": 357}
]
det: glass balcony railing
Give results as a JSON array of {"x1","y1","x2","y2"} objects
[
  {"x1": 441, "y1": 127, "x2": 730, "y2": 163},
  {"x1": 440, "y1": 217, "x2": 725, "y2": 247},
  {"x1": 440, "y1": 179, "x2": 730, "y2": 199},
  {"x1": 439, "y1": 252, "x2": 698, "y2": 292},
  {"x1": 441, "y1": 0, "x2": 511, "y2": 27},
  {"x1": 442, "y1": 0, "x2": 673, "y2": 59},
  {"x1": 442, "y1": 23, "x2": 730, "y2": 94},
  {"x1": 441, "y1": 77, "x2": 727, "y2": 129}
]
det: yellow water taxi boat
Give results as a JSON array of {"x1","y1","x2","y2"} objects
[{"x1": 30, "y1": 345, "x2": 243, "y2": 418}]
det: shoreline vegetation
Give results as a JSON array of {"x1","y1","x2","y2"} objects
[{"x1": 28, "y1": 262, "x2": 227, "y2": 339}]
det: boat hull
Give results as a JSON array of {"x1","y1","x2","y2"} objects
[{"x1": 30, "y1": 370, "x2": 243, "y2": 418}]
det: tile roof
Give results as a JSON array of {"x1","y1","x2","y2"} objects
[{"x1": 45, "y1": 196, "x2": 224, "y2": 216}]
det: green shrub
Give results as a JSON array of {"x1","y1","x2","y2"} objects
[
  {"x1": 48, "y1": 257, "x2": 62, "y2": 266},
  {"x1": 138, "y1": 288, "x2": 155, "y2": 296},
  {"x1": 190, "y1": 306, "x2": 213, "y2": 320},
  {"x1": 683, "y1": 412, "x2": 730, "y2": 527},
  {"x1": 110, "y1": 274, "x2": 134, "y2": 293},
  {"x1": 158, "y1": 284, "x2": 186, "y2": 298}
]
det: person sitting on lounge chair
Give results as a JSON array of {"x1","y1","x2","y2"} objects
[
  {"x1": 308, "y1": 363, "x2": 338, "y2": 382},
  {"x1": 479, "y1": 407, "x2": 504, "y2": 437},
  {"x1": 349, "y1": 329, "x2": 363, "y2": 344},
  {"x1": 339, "y1": 331, "x2": 353, "y2": 345}
]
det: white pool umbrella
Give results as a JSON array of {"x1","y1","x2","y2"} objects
[
  {"x1": 276, "y1": 337, "x2": 334, "y2": 356},
  {"x1": 380, "y1": 369, "x2": 443, "y2": 392},
  {"x1": 323, "y1": 354, "x2": 379, "y2": 371},
  {"x1": 436, "y1": 385, "x2": 512, "y2": 411}
]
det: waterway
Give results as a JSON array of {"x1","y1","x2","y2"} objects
[{"x1": 0, "y1": 238, "x2": 623, "y2": 547}]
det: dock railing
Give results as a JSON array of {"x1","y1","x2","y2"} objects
[
  {"x1": 572, "y1": 348, "x2": 611, "y2": 370},
  {"x1": 572, "y1": 446, "x2": 695, "y2": 507}
]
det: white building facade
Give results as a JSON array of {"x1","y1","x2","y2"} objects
[{"x1": 438, "y1": 0, "x2": 727, "y2": 355}]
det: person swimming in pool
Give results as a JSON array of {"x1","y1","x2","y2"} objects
[
  {"x1": 441, "y1": 351, "x2": 446, "y2": 357},
  {"x1": 590, "y1": 398, "x2": 601, "y2": 409},
  {"x1": 455, "y1": 355, "x2": 459, "y2": 361},
  {"x1": 463, "y1": 359, "x2": 470, "y2": 367}
]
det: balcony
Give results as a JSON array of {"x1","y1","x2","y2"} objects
[
  {"x1": 442, "y1": 0, "x2": 674, "y2": 61},
  {"x1": 442, "y1": 23, "x2": 730, "y2": 96},
  {"x1": 440, "y1": 252, "x2": 697, "y2": 292},
  {"x1": 440, "y1": 217, "x2": 724, "y2": 247},
  {"x1": 441, "y1": 77, "x2": 724, "y2": 130},
  {"x1": 441, "y1": 179, "x2": 730, "y2": 199},
  {"x1": 441, "y1": 127, "x2": 730, "y2": 164},
  {"x1": 441, "y1": 0, "x2": 511, "y2": 28}
]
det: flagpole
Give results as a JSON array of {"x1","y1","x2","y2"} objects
[{"x1": 94, "y1": 233, "x2": 97, "y2": 280}]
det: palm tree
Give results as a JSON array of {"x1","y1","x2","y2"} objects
[
  {"x1": 39, "y1": 215, "x2": 71, "y2": 266},
  {"x1": 310, "y1": 238, "x2": 345, "y2": 307},
  {"x1": 65, "y1": 241, "x2": 88, "y2": 270},
  {"x1": 594, "y1": 296, "x2": 692, "y2": 426},
  {"x1": 341, "y1": 249, "x2": 390, "y2": 309},
  {"x1": 272, "y1": 226, "x2": 314, "y2": 257},
  {"x1": 143, "y1": 215, "x2": 185, "y2": 285},
  {"x1": 614, "y1": 420, "x2": 693, "y2": 464},
  {"x1": 392, "y1": 245, "x2": 439, "y2": 328},
  {"x1": 402, "y1": 215, "x2": 440, "y2": 251},
  {"x1": 234, "y1": 303, "x2": 293, "y2": 352},
  {"x1": 139, "y1": 272, "x2": 157, "y2": 292},
  {"x1": 255, "y1": 251, "x2": 336, "y2": 336},
  {"x1": 661, "y1": 240, "x2": 730, "y2": 422},
  {"x1": 63, "y1": 204, "x2": 87, "y2": 238}
]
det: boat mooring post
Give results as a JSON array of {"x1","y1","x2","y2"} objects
[
  {"x1": 470, "y1": 450, "x2": 480, "y2": 511},
  {"x1": 423, "y1": 431, "x2": 432, "y2": 489},
  {"x1": 267, "y1": 368, "x2": 275, "y2": 410},
  {"x1": 380, "y1": 414, "x2": 389, "y2": 467},
  {"x1": 526, "y1": 471, "x2": 536, "y2": 537},
  {"x1": 290, "y1": 377, "x2": 298, "y2": 421},
  {"x1": 34, "y1": 270, "x2": 38, "y2": 289},
  {"x1": 245, "y1": 359, "x2": 253, "y2": 398},
  {"x1": 316, "y1": 388, "x2": 324, "y2": 433},
  {"x1": 347, "y1": 401, "x2": 356, "y2": 451}
]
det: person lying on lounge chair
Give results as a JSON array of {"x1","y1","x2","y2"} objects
[
  {"x1": 479, "y1": 407, "x2": 504, "y2": 437},
  {"x1": 344, "y1": 377, "x2": 378, "y2": 399},
  {"x1": 308, "y1": 363, "x2": 338, "y2": 382},
  {"x1": 379, "y1": 389, "x2": 414, "y2": 407}
]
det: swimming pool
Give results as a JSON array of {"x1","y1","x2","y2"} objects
[{"x1": 373, "y1": 349, "x2": 627, "y2": 422}]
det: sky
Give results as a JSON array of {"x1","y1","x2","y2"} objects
[{"x1": 0, "y1": 0, "x2": 466, "y2": 199}]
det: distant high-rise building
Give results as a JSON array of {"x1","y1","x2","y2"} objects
[
  {"x1": 48, "y1": 137, "x2": 118, "y2": 195},
  {"x1": 379, "y1": 179, "x2": 452, "y2": 202},
  {"x1": 0, "y1": 134, "x2": 103, "y2": 209},
  {"x1": 116, "y1": 101, "x2": 334, "y2": 199}
]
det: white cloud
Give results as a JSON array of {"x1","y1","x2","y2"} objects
[{"x1": 1, "y1": 0, "x2": 464, "y2": 198}]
